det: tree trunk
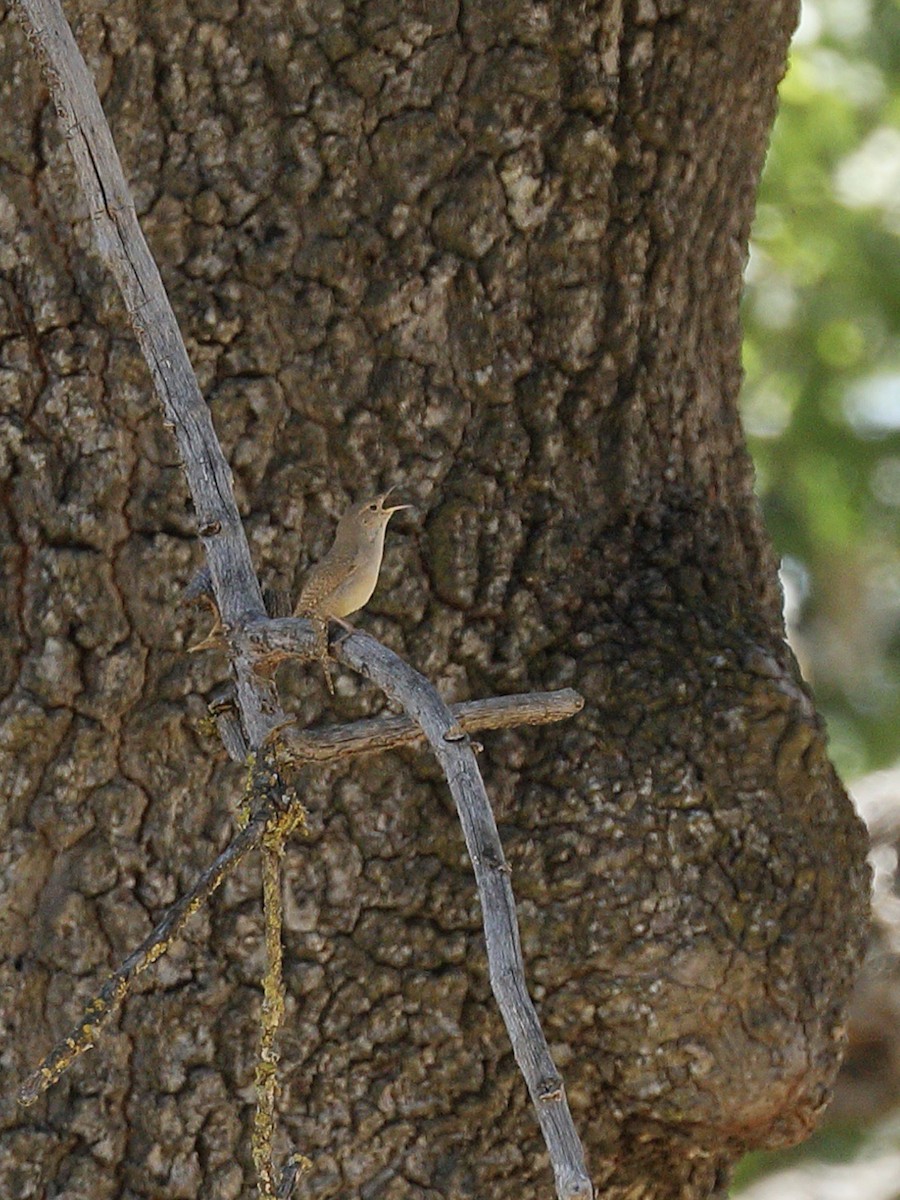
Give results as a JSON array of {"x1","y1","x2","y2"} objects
[{"x1": 0, "y1": 2, "x2": 869, "y2": 1199}]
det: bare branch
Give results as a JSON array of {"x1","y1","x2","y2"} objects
[
  {"x1": 276, "y1": 687, "x2": 585, "y2": 763},
  {"x1": 11, "y1": 0, "x2": 279, "y2": 747},
  {"x1": 208, "y1": 685, "x2": 251, "y2": 762},
  {"x1": 12, "y1": 4, "x2": 593, "y2": 1195},
  {"x1": 239, "y1": 620, "x2": 595, "y2": 1200}
]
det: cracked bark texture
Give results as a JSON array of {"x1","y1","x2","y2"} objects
[{"x1": 0, "y1": 2, "x2": 870, "y2": 1199}]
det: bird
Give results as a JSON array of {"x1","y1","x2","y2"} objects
[{"x1": 294, "y1": 489, "x2": 411, "y2": 692}]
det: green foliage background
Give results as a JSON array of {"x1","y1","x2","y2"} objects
[
  {"x1": 736, "y1": 0, "x2": 900, "y2": 1191},
  {"x1": 743, "y1": 0, "x2": 900, "y2": 780}
]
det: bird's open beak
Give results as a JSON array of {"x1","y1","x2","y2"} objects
[{"x1": 378, "y1": 486, "x2": 413, "y2": 514}]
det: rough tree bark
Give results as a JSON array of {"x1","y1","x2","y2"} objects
[{"x1": 0, "y1": 2, "x2": 870, "y2": 1199}]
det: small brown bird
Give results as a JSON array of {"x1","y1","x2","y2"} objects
[{"x1": 295, "y1": 489, "x2": 411, "y2": 692}]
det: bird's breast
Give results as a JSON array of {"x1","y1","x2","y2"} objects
[
  {"x1": 325, "y1": 555, "x2": 382, "y2": 617},
  {"x1": 299, "y1": 527, "x2": 389, "y2": 619}
]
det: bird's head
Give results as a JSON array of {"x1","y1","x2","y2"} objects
[{"x1": 338, "y1": 487, "x2": 412, "y2": 543}]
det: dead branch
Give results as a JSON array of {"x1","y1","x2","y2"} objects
[
  {"x1": 11, "y1": 0, "x2": 280, "y2": 748},
  {"x1": 275, "y1": 687, "x2": 585, "y2": 763},
  {"x1": 11, "y1": 2, "x2": 593, "y2": 1196},
  {"x1": 19, "y1": 801, "x2": 271, "y2": 1106},
  {"x1": 240, "y1": 620, "x2": 595, "y2": 1200},
  {"x1": 254, "y1": 805, "x2": 312, "y2": 1199}
]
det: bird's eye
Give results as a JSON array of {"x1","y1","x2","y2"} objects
[{"x1": 369, "y1": 503, "x2": 378, "y2": 511}]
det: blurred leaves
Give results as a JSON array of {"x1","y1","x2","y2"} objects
[{"x1": 743, "y1": 0, "x2": 900, "y2": 776}]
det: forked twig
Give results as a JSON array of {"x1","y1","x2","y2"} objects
[
  {"x1": 17, "y1": 687, "x2": 584, "y2": 1114},
  {"x1": 243, "y1": 620, "x2": 595, "y2": 1200},
  {"x1": 11, "y1": 2, "x2": 594, "y2": 1196}
]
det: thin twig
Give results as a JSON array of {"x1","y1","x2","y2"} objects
[
  {"x1": 240, "y1": 621, "x2": 595, "y2": 1200},
  {"x1": 18, "y1": 809, "x2": 270, "y2": 1107},
  {"x1": 253, "y1": 803, "x2": 311, "y2": 1198},
  {"x1": 275, "y1": 688, "x2": 585, "y2": 763}
]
